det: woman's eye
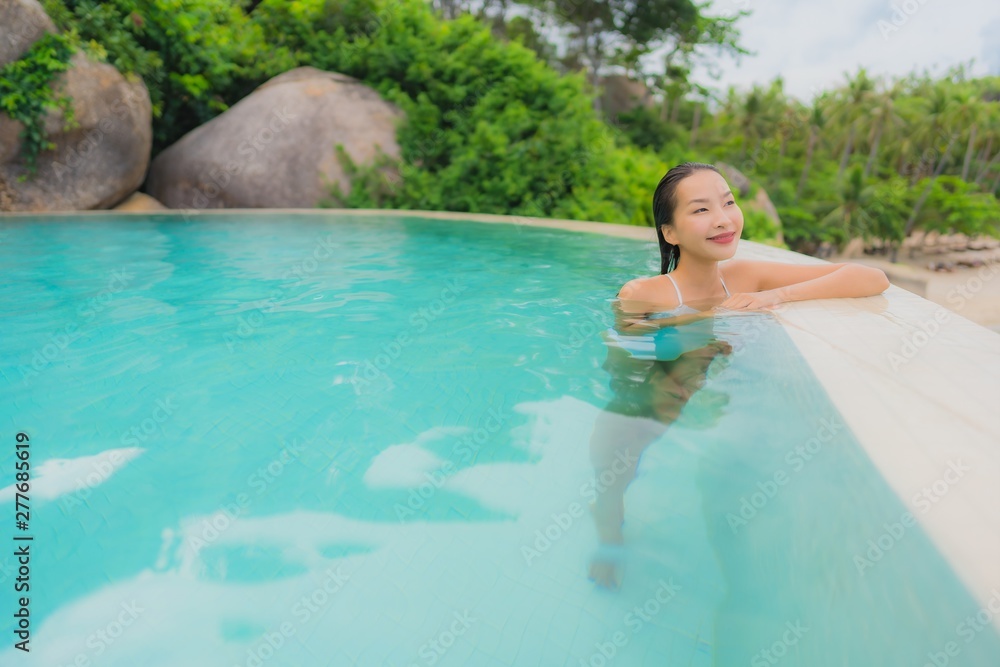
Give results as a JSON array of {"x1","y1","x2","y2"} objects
[
  {"x1": 694, "y1": 208, "x2": 707, "y2": 213},
  {"x1": 725, "y1": 200, "x2": 735, "y2": 206}
]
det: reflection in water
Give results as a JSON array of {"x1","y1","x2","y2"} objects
[{"x1": 588, "y1": 300, "x2": 733, "y2": 590}]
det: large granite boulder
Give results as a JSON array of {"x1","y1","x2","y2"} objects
[
  {"x1": 145, "y1": 68, "x2": 404, "y2": 209},
  {"x1": 600, "y1": 74, "x2": 653, "y2": 120},
  {"x1": 0, "y1": 53, "x2": 153, "y2": 211},
  {"x1": 0, "y1": 0, "x2": 55, "y2": 68},
  {"x1": 113, "y1": 191, "x2": 166, "y2": 212},
  {"x1": 0, "y1": 12, "x2": 153, "y2": 212}
]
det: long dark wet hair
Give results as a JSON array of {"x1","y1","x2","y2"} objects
[{"x1": 653, "y1": 162, "x2": 721, "y2": 274}]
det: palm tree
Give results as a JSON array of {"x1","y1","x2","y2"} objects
[
  {"x1": 950, "y1": 88, "x2": 988, "y2": 181},
  {"x1": 773, "y1": 105, "x2": 802, "y2": 182},
  {"x1": 971, "y1": 98, "x2": 1000, "y2": 184},
  {"x1": 863, "y1": 82, "x2": 903, "y2": 179},
  {"x1": 688, "y1": 88, "x2": 711, "y2": 149},
  {"x1": 891, "y1": 92, "x2": 929, "y2": 176},
  {"x1": 738, "y1": 87, "x2": 764, "y2": 162},
  {"x1": 762, "y1": 78, "x2": 799, "y2": 181},
  {"x1": 907, "y1": 85, "x2": 953, "y2": 183},
  {"x1": 975, "y1": 147, "x2": 1000, "y2": 187},
  {"x1": 820, "y1": 166, "x2": 875, "y2": 250},
  {"x1": 973, "y1": 131, "x2": 996, "y2": 184},
  {"x1": 796, "y1": 99, "x2": 828, "y2": 200},
  {"x1": 830, "y1": 69, "x2": 876, "y2": 179},
  {"x1": 901, "y1": 132, "x2": 959, "y2": 245}
]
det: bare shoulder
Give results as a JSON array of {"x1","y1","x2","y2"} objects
[
  {"x1": 617, "y1": 275, "x2": 664, "y2": 302},
  {"x1": 613, "y1": 277, "x2": 663, "y2": 330},
  {"x1": 616, "y1": 277, "x2": 650, "y2": 299},
  {"x1": 720, "y1": 259, "x2": 762, "y2": 293},
  {"x1": 616, "y1": 275, "x2": 679, "y2": 312}
]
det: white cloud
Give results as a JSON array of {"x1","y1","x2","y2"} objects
[
  {"x1": 697, "y1": 0, "x2": 1000, "y2": 101},
  {"x1": 0, "y1": 447, "x2": 143, "y2": 502}
]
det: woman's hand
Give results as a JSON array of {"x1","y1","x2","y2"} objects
[{"x1": 716, "y1": 289, "x2": 785, "y2": 311}]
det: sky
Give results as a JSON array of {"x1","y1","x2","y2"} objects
[{"x1": 695, "y1": 0, "x2": 1000, "y2": 102}]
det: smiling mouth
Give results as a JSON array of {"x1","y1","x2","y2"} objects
[{"x1": 708, "y1": 232, "x2": 735, "y2": 241}]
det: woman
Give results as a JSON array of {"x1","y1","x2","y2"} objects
[
  {"x1": 616, "y1": 162, "x2": 890, "y2": 318},
  {"x1": 588, "y1": 335, "x2": 733, "y2": 590},
  {"x1": 587, "y1": 162, "x2": 891, "y2": 589}
]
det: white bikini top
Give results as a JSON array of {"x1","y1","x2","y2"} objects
[{"x1": 664, "y1": 272, "x2": 730, "y2": 307}]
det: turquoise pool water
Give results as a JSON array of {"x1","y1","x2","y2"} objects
[{"x1": 0, "y1": 214, "x2": 998, "y2": 667}]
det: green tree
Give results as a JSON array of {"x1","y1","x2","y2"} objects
[
  {"x1": 830, "y1": 68, "x2": 876, "y2": 179},
  {"x1": 253, "y1": 0, "x2": 668, "y2": 224},
  {"x1": 43, "y1": 0, "x2": 293, "y2": 153},
  {"x1": 520, "y1": 0, "x2": 745, "y2": 110},
  {"x1": 918, "y1": 175, "x2": 1000, "y2": 238},
  {"x1": 950, "y1": 88, "x2": 989, "y2": 181},
  {"x1": 863, "y1": 81, "x2": 903, "y2": 179},
  {"x1": 796, "y1": 98, "x2": 828, "y2": 201}
]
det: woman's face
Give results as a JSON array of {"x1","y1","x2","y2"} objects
[{"x1": 662, "y1": 170, "x2": 744, "y2": 261}]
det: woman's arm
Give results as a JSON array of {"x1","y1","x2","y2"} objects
[
  {"x1": 720, "y1": 260, "x2": 890, "y2": 310},
  {"x1": 614, "y1": 281, "x2": 716, "y2": 333},
  {"x1": 759, "y1": 262, "x2": 890, "y2": 301}
]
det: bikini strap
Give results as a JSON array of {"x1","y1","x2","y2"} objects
[
  {"x1": 664, "y1": 273, "x2": 684, "y2": 307},
  {"x1": 720, "y1": 273, "x2": 731, "y2": 297}
]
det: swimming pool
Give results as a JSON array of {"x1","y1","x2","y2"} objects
[{"x1": 1, "y1": 213, "x2": 998, "y2": 666}]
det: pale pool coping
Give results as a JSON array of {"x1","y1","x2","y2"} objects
[{"x1": 6, "y1": 207, "x2": 1000, "y2": 628}]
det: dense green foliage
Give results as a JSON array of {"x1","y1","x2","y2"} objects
[
  {"x1": 11, "y1": 0, "x2": 998, "y2": 256},
  {"x1": 0, "y1": 32, "x2": 76, "y2": 176},
  {"x1": 34, "y1": 0, "x2": 680, "y2": 226},
  {"x1": 42, "y1": 0, "x2": 295, "y2": 152},
  {"x1": 646, "y1": 72, "x2": 1000, "y2": 254},
  {"x1": 254, "y1": 0, "x2": 674, "y2": 224}
]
